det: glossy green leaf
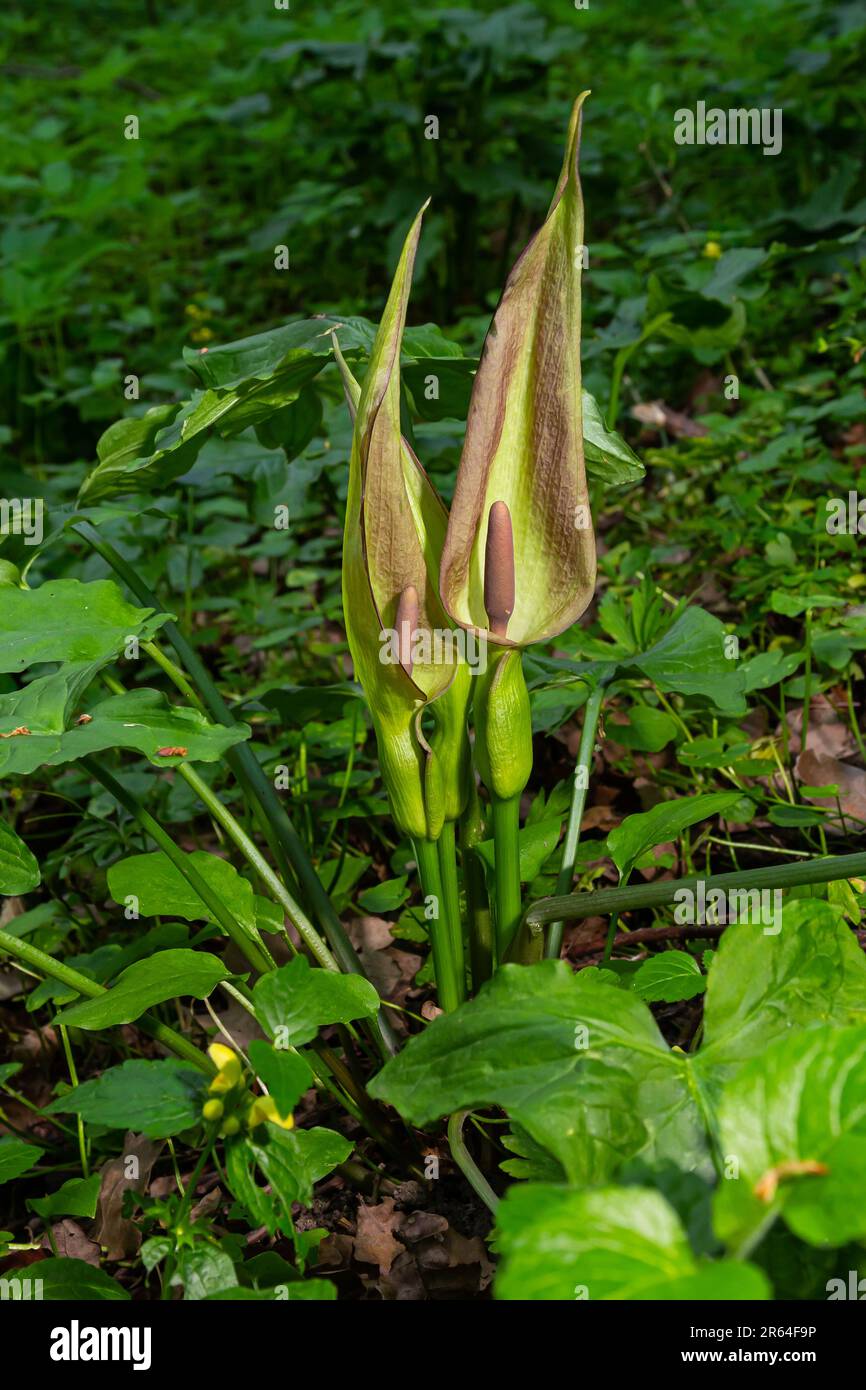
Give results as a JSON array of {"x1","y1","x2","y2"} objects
[
  {"x1": 632, "y1": 950, "x2": 706, "y2": 1003},
  {"x1": 607, "y1": 792, "x2": 742, "y2": 880},
  {"x1": 0, "y1": 578, "x2": 169, "y2": 673},
  {"x1": 253, "y1": 954, "x2": 380, "y2": 1047},
  {"x1": 0, "y1": 680, "x2": 249, "y2": 777},
  {"x1": 27, "y1": 1174, "x2": 102, "y2": 1221},
  {"x1": 47, "y1": 1059, "x2": 208, "y2": 1138},
  {"x1": 6, "y1": 1256, "x2": 130, "y2": 1300},
  {"x1": 475, "y1": 817, "x2": 562, "y2": 882},
  {"x1": 495, "y1": 1184, "x2": 769, "y2": 1301},
  {"x1": 53, "y1": 950, "x2": 229, "y2": 1028},
  {"x1": 714, "y1": 1025, "x2": 866, "y2": 1250},
  {"x1": 369, "y1": 961, "x2": 695, "y2": 1183},
  {"x1": 206, "y1": 1279, "x2": 337, "y2": 1301},
  {"x1": 0, "y1": 818, "x2": 40, "y2": 894},
  {"x1": 0, "y1": 1136, "x2": 41, "y2": 1184},
  {"x1": 247, "y1": 1040, "x2": 312, "y2": 1120},
  {"x1": 108, "y1": 849, "x2": 256, "y2": 934}
]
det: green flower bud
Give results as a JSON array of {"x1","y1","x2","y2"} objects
[
  {"x1": 220, "y1": 1114, "x2": 241, "y2": 1137},
  {"x1": 202, "y1": 1098, "x2": 224, "y2": 1122},
  {"x1": 473, "y1": 648, "x2": 533, "y2": 802}
]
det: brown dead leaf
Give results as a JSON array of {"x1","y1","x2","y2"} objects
[
  {"x1": 785, "y1": 694, "x2": 854, "y2": 760},
  {"x1": 795, "y1": 749, "x2": 866, "y2": 826},
  {"x1": 354, "y1": 1197, "x2": 404, "y2": 1274},
  {"x1": 42, "y1": 1219, "x2": 99, "y2": 1266},
  {"x1": 93, "y1": 1133, "x2": 163, "y2": 1260}
]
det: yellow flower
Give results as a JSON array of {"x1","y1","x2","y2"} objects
[
  {"x1": 191, "y1": 326, "x2": 214, "y2": 343},
  {"x1": 207, "y1": 1042, "x2": 242, "y2": 1093},
  {"x1": 246, "y1": 1095, "x2": 295, "y2": 1130},
  {"x1": 703, "y1": 240, "x2": 722, "y2": 259}
]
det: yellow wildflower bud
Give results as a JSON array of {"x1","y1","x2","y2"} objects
[
  {"x1": 246, "y1": 1095, "x2": 295, "y2": 1130},
  {"x1": 202, "y1": 1098, "x2": 224, "y2": 1122}
]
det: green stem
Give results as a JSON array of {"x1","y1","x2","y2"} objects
[
  {"x1": 491, "y1": 794, "x2": 522, "y2": 960},
  {"x1": 437, "y1": 821, "x2": 466, "y2": 1004},
  {"x1": 460, "y1": 784, "x2": 494, "y2": 990},
  {"x1": 447, "y1": 1110, "x2": 499, "y2": 1215},
  {"x1": 0, "y1": 930, "x2": 212, "y2": 1074},
  {"x1": 525, "y1": 850, "x2": 866, "y2": 928},
  {"x1": 58, "y1": 1022, "x2": 88, "y2": 1178},
  {"x1": 82, "y1": 757, "x2": 275, "y2": 975},
  {"x1": 545, "y1": 684, "x2": 605, "y2": 960},
  {"x1": 414, "y1": 838, "x2": 461, "y2": 1012},
  {"x1": 73, "y1": 521, "x2": 398, "y2": 1059},
  {"x1": 177, "y1": 761, "x2": 337, "y2": 972}
]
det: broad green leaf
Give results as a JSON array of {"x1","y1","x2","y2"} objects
[
  {"x1": 714, "y1": 1025, "x2": 866, "y2": 1250},
  {"x1": 27, "y1": 1174, "x2": 102, "y2": 1221},
  {"x1": 632, "y1": 950, "x2": 706, "y2": 1003},
  {"x1": 357, "y1": 876, "x2": 410, "y2": 913},
  {"x1": 0, "y1": 1136, "x2": 41, "y2": 1184},
  {"x1": 369, "y1": 961, "x2": 698, "y2": 1183},
  {"x1": 108, "y1": 849, "x2": 256, "y2": 934},
  {"x1": 4, "y1": 1256, "x2": 129, "y2": 1300},
  {"x1": 247, "y1": 1040, "x2": 312, "y2": 1121},
  {"x1": 0, "y1": 818, "x2": 40, "y2": 894},
  {"x1": 0, "y1": 681, "x2": 249, "y2": 777},
  {"x1": 227, "y1": 1126, "x2": 353, "y2": 1234},
  {"x1": 607, "y1": 792, "x2": 741, "y2": 880},
  {"x1": 697, "y1": 899, "x2": 866, "y2": 1079},
  {"x1": 607, "y1": 707, "x2": 679, "y2": 752},
  {"x1": 253, "y1": 953, "x2": 380, "y2": 1047},
  {"x1": 53, "y1": 949, "x2": 228, "y2": 1029},
  {"x1": 581, "y1": 388, "x2": 645, "y2": 487},
  {"x1": 0, "y1": 578, "x2": 169, "y2": 673},
  {"x1": 176, "y1": 1245, "x2": 238, "y2": 1301},
  {"x1": 495, "y1": 1183, "x2": 769, "y2": 1301},
  {"x1": 47, "y1": 1059, "x2": 208, "y2": 1138}
]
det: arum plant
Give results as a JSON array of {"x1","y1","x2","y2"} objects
[
  {"x1": 337, "y1": 205, "x2": 472, "y2": 1012},
  {"x1": 440, "y1": 91, "x2": 595, "y2": 963}
]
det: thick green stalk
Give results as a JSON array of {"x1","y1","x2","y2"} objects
[
  {"x1": 82, "y1": 757, "x2": 275, "y2": 975},
  {"x1": 177, "y1": 761, "x2": 338, "y2": 972},
  {"x1": 414, "y1": 838, "x2": 461, "y2": 1012},
  {"x1": 526, "y1": 851, "x2": 866, "y2": 928},
  {"x1": 73, "y1": 522, "x2": 399, "y2": 1058},
  {"x1": 447, "y1": 1110, "x2": 499, "y2": 1214},
  {"x1": 545, "y1": 683, "x2": 605, "y2": 959},
  {"x1": 460, "y1": 784, "x2": 494, "y2": 990},
  {"x1": 437, "y1": 821, "x2": 466, "y2": 1004},
  {"x1": 491, "y1": 793, "x2": 522, "y2": 960},
  {"x1": 0, "y1": 929, "x2": 212, "y2": 1074}
]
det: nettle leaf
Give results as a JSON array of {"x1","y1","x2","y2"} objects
[
  {"x1": 47, "y1": 1059, "x2": 208, "y2": 1138},
  {"x1": 53, "y1": 950, "x2": 228, "y2": 1029},
  {"x1": 495, "y1": 1184, "x2": 769, "y2": 1301},
  {"x1": 253, "y1": 953, "x2": 380, "y2": 1047},
  {"x1": 247, "y1": 1040, "x2": 312, "y2": 1121},
  {"x1": 714, "y1": 1025, "x2": 866, "y2": 1251},
  {"x1": 632, "y1": 950, "x2": 706, "y2": 1004},
  {"x1": 27, "y1": 1174, "x2": 102, "y2": 1221},
  {"x1": 0, "y1": 578, "x2": 169, "y2": 673},
  {"x1": 108, "y1": 849, "x2": 256, "y2": 933},
  {"x1": 369, "y1": 961, "x2": 698, "y2": 1183},
  {"x1": 0, "y1": 1136, "x2": 41, "y2": 1184},
  {"x1": 0, "y1": 683, "x2": 249, "y2": 777},
  {"x1": 6, "y1": 1256, "x2": 129, "y2": 1300},
  {"x1": 0, "y1": 818, "x2": 40, "y2": 894},
  {"x1": 607, "y1": 792, "x2": 741, "y2": 880}
]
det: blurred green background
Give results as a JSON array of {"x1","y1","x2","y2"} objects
[{"x1": 2, "y1": 0, "x2": 863, "y2": 473}]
